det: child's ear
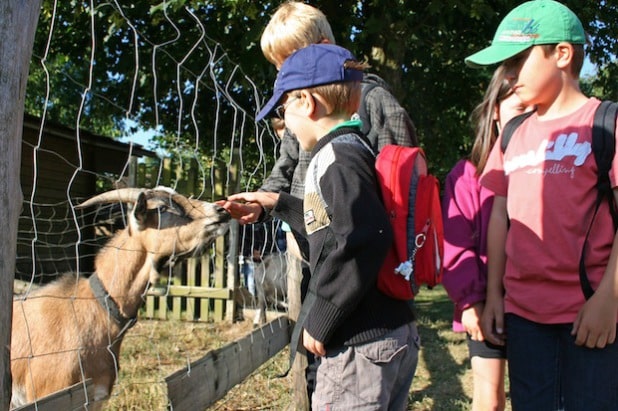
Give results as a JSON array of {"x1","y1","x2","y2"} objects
[
  {"x1": 555, "y1": 42, "x2": 574, "y2": 70},
  {"x1": 300, "y1": 89, "x2": 318, "y2": 117}
]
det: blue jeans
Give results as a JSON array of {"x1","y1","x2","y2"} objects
[
  {"x1": 506, "y1": 313, "x2": 618, "y2": 411},
  {"x1": 240, "y1": 258, "x2": 255, "y2": 296}
]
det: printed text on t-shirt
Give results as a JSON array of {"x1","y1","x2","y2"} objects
[{"x1": 504, "y1": 132, "x2": 592, "y2": 176}]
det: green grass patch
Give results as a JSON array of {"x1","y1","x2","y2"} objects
[{"x1": 107, "y1": 286, "x2": 514, "y2": 410}]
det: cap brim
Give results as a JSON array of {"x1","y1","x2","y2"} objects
[
  {"x1": 465, "y1": 43, "x2": 531, "y2": 68},
  {"x1": 256, "y1": 90, "x2": 284, "y2": 122}
]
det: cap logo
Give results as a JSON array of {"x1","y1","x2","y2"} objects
[{"x1": 498, "y1": 18, "x2": 541, "y2": 43}]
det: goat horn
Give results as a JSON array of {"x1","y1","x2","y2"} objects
[{"x1": 76, "y1": 188, "x2": 146, "y2": 208}]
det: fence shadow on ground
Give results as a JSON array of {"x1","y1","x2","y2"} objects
[{"x1": 409, "y1": 286, "x2": 471, "y2": 410}]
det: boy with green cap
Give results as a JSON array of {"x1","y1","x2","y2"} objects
[{"x1": 467, "y1": 1, "x2": 618, "y2": 409}]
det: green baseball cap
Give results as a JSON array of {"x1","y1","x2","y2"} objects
[{"x1": 465, "y1": 0, "x2": 586, "y2": 67}]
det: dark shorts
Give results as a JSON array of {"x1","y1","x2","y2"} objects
[{"x1": 467, "y1": 333, "x2": 507, "y2": 360}]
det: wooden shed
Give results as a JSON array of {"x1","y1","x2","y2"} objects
[{"x1": 16, "y1": 114, "x2": 158, "y2": 283}]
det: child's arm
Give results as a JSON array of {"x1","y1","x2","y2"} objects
[
  {"x1": 216, "y1": 199, "x2": 263, "y2": 225},
  {"x1": 572, "y1": 190, "x2": 618, "y2": 348},
  {"x1": 481, "y1": 195, "x2": 508, "y2": 346},
  {"x1": 442, "y1": 162, "x2": 489, "y2": 321},
  {"x1": 218, "y1": 131, "x2": 301, "y2": 224},
  {"x1": 222, "y1": 192, "x2": 280, "y2": 224},
  {"x1": 259, "y1": 129, "x2": 299, "y2": 193}
]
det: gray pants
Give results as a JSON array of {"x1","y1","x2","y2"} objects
[{"x1": 312, "y1": 321, "x2": 420, "y2": 410}]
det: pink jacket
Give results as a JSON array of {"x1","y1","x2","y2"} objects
[{"x1": 441, "y1": 159, "x2": 494, "y2": 332}]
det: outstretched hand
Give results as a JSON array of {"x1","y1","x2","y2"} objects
[
  {"x1": 215, "y1": 200, "x2": 263, "y2": 224},
  {"x1": 216, "y1": 191, "x2": 280, "y2": 225}
]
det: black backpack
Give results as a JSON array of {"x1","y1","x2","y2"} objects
[
  {"x1": 357, "y1": 73, "x2": 393, "y2": 136},
  {"x1": 500, "y1": 100, "x2": 618, "y2": 300}
]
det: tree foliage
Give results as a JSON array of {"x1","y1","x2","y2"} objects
[{"x1": 24, "y1": 0, "x2": 618, "y2": 185}]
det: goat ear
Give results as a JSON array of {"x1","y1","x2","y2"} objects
[{"x1": 131, "y1": 192, "x2": 149, "y2": 231}]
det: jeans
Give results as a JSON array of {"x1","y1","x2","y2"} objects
[
  {"x1": 506, "y1": 313, "x2": 618, "y2": 411},
  {"x1": 240, "y1": 257, "x2": 255, "y2": 296},
  {"x1": 312, "y1": 321, "x2": 420, "y2": 411}
]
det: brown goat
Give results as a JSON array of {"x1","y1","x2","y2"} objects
[{"x1": 10, "y1": 187, "x2": 230, "y2": 409}]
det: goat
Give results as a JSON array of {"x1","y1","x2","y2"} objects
[
  {"x1": 253, "y1": 252, "x2": 289, "y2": 326},
  {"x1": 10, "y1": 187, "x2": 230, "y2": 409}
]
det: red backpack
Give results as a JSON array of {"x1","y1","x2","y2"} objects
[
  {"x1": 314, "y1": 138, "x2": 444, "y2": 300},
  {"x1": 375, "y1": 145, "x2": 444, "y2": 300}
]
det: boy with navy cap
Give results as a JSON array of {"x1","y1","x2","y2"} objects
[
  {"x1": 228, "y1": 43, "x2": 417, "y2": 410},
  {"x1": 467, "y1": 1, "x2": 618, "y2": 409}
]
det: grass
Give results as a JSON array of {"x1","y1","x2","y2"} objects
[
  {"x1": 105, "y1": 286, "x2": 510, "y2": 410},
  {"x1": 409, "y1": 286, "x2": 474, "y2": 410}
]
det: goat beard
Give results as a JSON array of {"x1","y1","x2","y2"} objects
[
  {"x1": 152, "y1": 224, "x2": 228, "y2": 277},
  {"x1": 154, "y1": 241, "x2": 214, "y2": 273}
]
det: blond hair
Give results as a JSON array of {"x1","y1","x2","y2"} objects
[
  {"x1": 303, "y1": 60, "x2": 369, "y2": 117},
  {"x1": 261, "y1": 2, "x2": 336, "y2": 68}
]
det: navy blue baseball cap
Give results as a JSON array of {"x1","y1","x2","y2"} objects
[{"x1": 256, "y1": 43, "x2": 364, "y2": 121}]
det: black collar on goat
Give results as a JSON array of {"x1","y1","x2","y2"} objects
[{"x1": 89, "y1": 273, "x2": 137, "y2": 334}]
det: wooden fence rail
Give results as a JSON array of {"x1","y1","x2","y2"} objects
[
  {"x1": 12, "y1": 380, "x2": 96, "y2": 411},
  {"x1": 166, "y1": 317, "x2": 292, "y2": 411},
  {"x1": 14, "y1": 318, "x2": 291, "y2": 411}
]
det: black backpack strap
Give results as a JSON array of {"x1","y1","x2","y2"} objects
[
  {"x1": 500, "y1": 110, "x2": 535, "y2": 153},
  {"x1": 499, "y1": 110, "x2": 536, "y2": 229},
  {"x1": 357, "y1": 73, "x2": 390, "y2": 136},
  {"x1": 579, "y1": 100, "x2": 618, "y2": 300}
]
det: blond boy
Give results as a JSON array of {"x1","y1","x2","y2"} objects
[{"x1": 223, "y1": 2, "x2": 417, "y2": 223}]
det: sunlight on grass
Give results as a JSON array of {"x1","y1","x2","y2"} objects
[{"x1": 105, "y1": 287, "x2": 513, "y2": 410}]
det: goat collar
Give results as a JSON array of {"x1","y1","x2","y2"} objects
[{"x1": 89, "y1": 273, "x2": 137, "y2": 332}]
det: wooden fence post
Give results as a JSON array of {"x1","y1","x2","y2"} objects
[
  {"x1": 225, "y1": 155, "x2": 240, "y2": 322},
  {"x1": 0, "y1": 2, "x2": 43, "y2": 407},
  {"x1": 285, "y1": 235, "x2": 310, "y2": 411}
]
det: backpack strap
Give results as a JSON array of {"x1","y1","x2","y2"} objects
[
  {"x1": 357, "y1": 73, "x2": 391, "y2": 136},
  {"x1": 500, "y1": 110, "x2": 535, "y2": 153},
  {"x1": 579, "y1": 100, "x2": 618, "y2": 300},
  {"x1": 500, "y1": 110, "x2": 536, "y2": 229}
]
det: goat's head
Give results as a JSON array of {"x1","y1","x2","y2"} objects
[{"x1": 78, "y1": 187, "x2": 231, "y2": 280}]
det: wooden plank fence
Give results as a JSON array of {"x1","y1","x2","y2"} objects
[
  {"x1": 12, "y1": 380, "x2": 96, "y2": 411},
  {"x1": 143, "y1": 252, "x2": 235, "y2": 323},
  {"x1": 166, "y1": 316, "x2": 292, "y2": 411}
]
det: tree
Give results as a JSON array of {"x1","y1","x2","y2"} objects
[
  {"x1": 1, "y1": 1, "x2": 43, "y2": 407},
  {"x1": 24, "y1": 1, "x2": 618, "y2": 186}
]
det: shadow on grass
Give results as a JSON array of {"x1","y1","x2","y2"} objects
[{"x1": 408, "y1": 286, "x2": 470, "y2": 410}]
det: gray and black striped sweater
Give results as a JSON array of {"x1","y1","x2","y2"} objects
[{"x1": 272, "y1": 126, "x2": 415, "y2": 349}]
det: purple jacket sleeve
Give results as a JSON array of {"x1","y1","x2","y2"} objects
[{"x1": 441, "y1": 159, "x2": 493, "y2": 311}]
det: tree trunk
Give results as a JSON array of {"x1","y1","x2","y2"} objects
[{"x1": 0, "y1": 1, "x2": 42, "y2": 408}]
